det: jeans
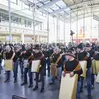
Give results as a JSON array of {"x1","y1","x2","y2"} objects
[
  {"x1": 0, "y1": 62, "x2": 2, "y2": 74},
  {"x1": 49, "y1": 75, "x2": 55, "y2": 84},
  {"x1": 24, "y1": 68, "x2": 28, "y2": 83},
  {"x1": 13, "y1": 61, "x2": 18, "y2": 81},
  {"x1": 23, "y1": 67, "x2": 33, "y2": 85},
  {"x1": 80, "y1": 68, "x2": 91, "y2": 95},
  {"x1": 91, "y1": 73, "x2": 95, "y2": 86},
  {"x1": 58, "y1": 67, "x2": 62, "y2": 79},
  {"x1": 28, "y1": 68, "x2": 33, "y2": 85},
  {"x1": 80, "y1": 77, "x2": 84, "y2": 92},
  {"x1": 86, "y1": 68, "x2": 91, "y2": 95},
  {"x1": 19, "y1": 61, "x2": 24, "y2": 76},
  {"x1": 46, "y1": 58, "x2": 50, "y2": 76},
  {"x1": 43, "y1": 59, "x2": 46, "y2": 76},
  {"x1": 35, "y1": 69, "x2": 45, "y2": 89},
  {"x1": 5, "y1": 71, "x2": 10, "y2": 80},
  {"x1": 76, "y1": 81, "x2": 81, "y2": 99}
]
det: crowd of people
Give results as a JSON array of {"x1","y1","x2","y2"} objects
[{"x1": 0, "y1": 42, "x2": 99, "y2": 99}]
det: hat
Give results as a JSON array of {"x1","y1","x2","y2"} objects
[
  {"x1": 35, "y1": 44, "x2": 40, "y2": 50},
  {"x1": 86, "y1": 43, "x2": 91, "y2": 47},
  {"x1": 77, "y1": 43, "x2": 83, "y2": 49},
  {"x1": 5, "y1": 45, "x2": 11, "y2": 51},
  {"x1": 65, "y1": 49, "x2": 75, "y2": 58},
  {"x1": 54, "y1": 47, "x2": 61, "y2": 52}
]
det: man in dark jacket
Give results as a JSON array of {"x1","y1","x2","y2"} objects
[{"x1": 63, "y1": 49, "x2": 83, "y2": 99}]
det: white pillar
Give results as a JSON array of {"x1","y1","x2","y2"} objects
[
  {"x1": 21, "y1": 33, "x2": 24, "y2": 44},
  {"x1": 98, "y1": 21, "x2": 99, "y2": 40},
  {"x1": 76, "y1": 8, "x2": 78, "y2": 40},
  {"x1": 8, "y1": 0, "x2": 12, "y2": 43},
  {"x1": 56, "y1": 16, "x2": 59, "y2": 43},
  {"x1": 32, "y1": 0, "x2": 36, "y2": 44},
  {"x1": 56, "y1": 16, "x2": 58, "y2": 42},
  {"x1": 47, "y1": 13, "x2": 49, "y2": 43},
  {"x1": 83, "y1": 6, "x2": 85, "y2": 42},
  {"x1": 70, "y1": 9, "x2": 72, "y2": 42},
  {"x1": 90, "y1": 4, "x2": 93, "y2": 41},
  {"x1": 63, "y1": 12, "x2": 66, "y2": 43}
]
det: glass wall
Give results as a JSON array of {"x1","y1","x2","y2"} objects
[
  {"x1": 48, "y1": 15, "x2": 99, "y2": 43},
  {"x1": 1, "y1": 0, "x2": 99, "y2": 43}
]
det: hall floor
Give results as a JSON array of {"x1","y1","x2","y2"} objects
[{"x1": 0, "y1": 71, "x2": 99, "y2": 99}]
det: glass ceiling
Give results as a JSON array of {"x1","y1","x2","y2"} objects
[
  {"x1": 56, "y1": 0, "x2": 66, "y2": 8},
  {"x1": 21, "y1": 0, "x2": 99, "y2": 21}
]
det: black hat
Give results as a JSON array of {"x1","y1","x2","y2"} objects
[
  {"x1": 86, "y1": 43, "x2": 90, "y2": 47},
  {"x1": 77, "y1": 43, "x2": 83, "y2": 49},
  {"x1": 65, "y1": 49, "x2": 75, "y2": 58},
  {"x1": 35, "y1": 44, "x2": 40, "y2": 50}
]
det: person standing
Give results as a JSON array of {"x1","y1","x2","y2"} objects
[
  {"x1": 49, "y1": 47, "x2": 61, "y2": 85},
  {"x1": 13, "y1": 45, "x2": 21, "y2": 83},
  {"x1": 21, "y1": 45, "x2": 33, "y2": 86},
  {"x1": 4, "y1": 45, "x2": 15, "y2": 82},
  {"x1": 63, "y1": 49, "x2": 83, "y2": 99},
  {"x1": 0, "y1": 45, "x2": 3, "y2": 74},
  {"x1": 77, "y1": 43, "x2": 92, "y2": 99},
  {"x1": 33, "y1": 44, "x2": 45, "y2": 92}
]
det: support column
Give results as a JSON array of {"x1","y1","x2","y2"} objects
[
  {"x1": 21, "y1": 33, "x2": 24, "y2": 44},
  {"x1": 39, "y1": 36, "x2": 40, "y2": 42},
  {"x1": 70, "y1": 10, "x2": 71, "y2": 31},
  {"x1": 32, "y1": 0, "x2": 36, "y2": 44},
  {"x1": 76, "y1": 8, "x2": 78, "y2": 41},
  {"x1": 83, "y1": 6, "x2": 85, "y2": 42},
  {"x1": 58, "y1": 17, "x2": 60, "y2": 43},
  {"x1": 47, "y1": 13, "x2": 49, "y2": 43},
  {"x1": 53, "y1": 17, "x2": 55, "y2": 43},
  {"x1": 70, "y1": 10, "x2": 72, "y2": 42},
  {"x1": 63, "y1": 12, "x2": 66, "y2": 43},
  {"x1": 90, "y1": 4, "x2": 93, "y2": 41},
  {"x1": 98, "y1": 22, "x2": 99, "y2": 40},
  {"x1": 8, "y1": 0, "x2": 12, "y2": 43},
  {"x1": 56, "y1": 16, "x2": 59, "y2": 42}
]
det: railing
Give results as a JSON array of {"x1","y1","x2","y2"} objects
[
  {"x1": 0, "y1": 0, "x2": 45, "y2": 23},
  {"x1": 0, "y1": 24, "x2": 48, "y2": 36}
]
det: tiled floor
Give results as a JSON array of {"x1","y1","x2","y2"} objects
[{"x1": 0, "y1": 71, "x2": 99, "y2": 99}]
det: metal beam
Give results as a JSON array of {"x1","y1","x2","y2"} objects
[
  {"x1": 68, "y1": 12, "x2": 94, "y2": 23},
  {"x1": 49, "y1": 7, "x2": 67, "y2": 15},
  {"x1": 8, "y1": 0, "x2": 12, "y2": 42},
  {"x1": 38, "y1": 0, "x2": 95, "y2": 16},
  {"x1": 38, "y1": 0, "x2": 60, "y2": 9},
  {"x1": 62, "y1": 0, "x2": 94, "y2": 12},
  {"x1": 47, "y1": 14, "x2": 49, "y2": 43},
  {"x1": 63, "y1": 0, "x2": 94, "y2": 7}
]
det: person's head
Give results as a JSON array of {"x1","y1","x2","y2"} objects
[
  {"x1": 77, "y1": 43, "x2": 83, "y2": 52},
  {"x1": 85, "y1": 43, "x2": 91, "y2": 51},
  {"x1": 14, "y1": 45, "x2": 21, "y2": 52},
  {"x1": 25, "y1": 44, "x2": 31, "y2": 51},
  {"x1": 5, "y1": 45, "x2": 11, "y2": 52},
  {"x1": 34, "y1": 44, "x2": 40, "y2": 53},
  {"x1": 54, "y1": 47, "x2": 60, "y2": 54},
  {"x1": 65, "y1": 50, "x2": 75, "y2": 60}
]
